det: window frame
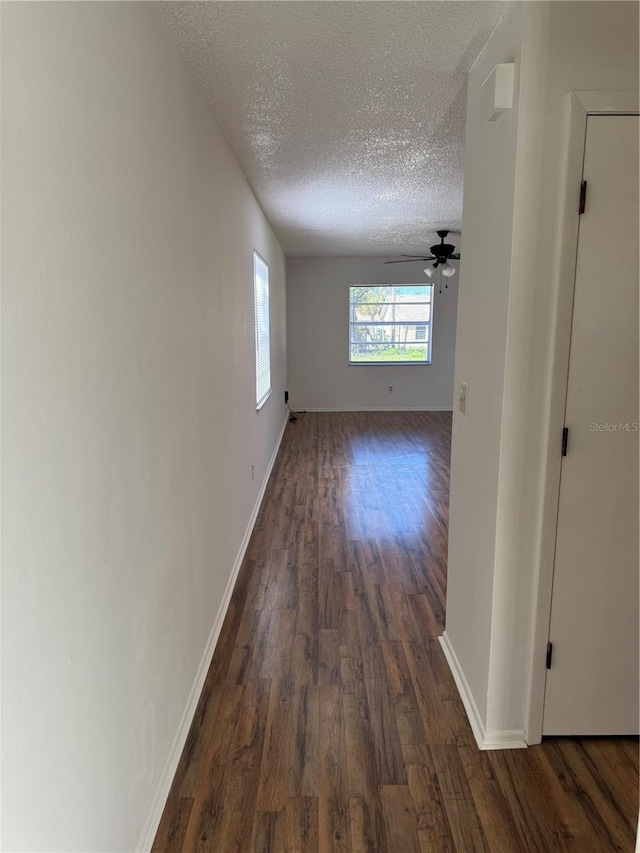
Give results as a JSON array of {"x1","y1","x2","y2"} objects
[
  {"x1": 253, "y1": 251, "x2": 271, "y2": 410},
  {"x1": 348, "y1": 284, "x2": 434, "y2": 366}
]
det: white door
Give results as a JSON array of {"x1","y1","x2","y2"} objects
[{"x1": 544, "y1": 114, "x2": 639, "y2": 735}]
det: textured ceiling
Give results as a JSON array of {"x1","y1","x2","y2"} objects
[{"x1": 161, "y1": 1, "x2": 506, "y2": 257}]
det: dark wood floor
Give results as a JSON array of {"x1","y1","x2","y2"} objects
[{"x1": 154, "y1": 411, "x2": 639, "y2": 852}]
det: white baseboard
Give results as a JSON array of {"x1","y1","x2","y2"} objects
[
  {"x1": 439, "y1": 632, "x2": 487, "y2": 748},
  {"x1": 482, "y1": 727, "x2": 528, "y2": 750},
  {"x1": 137, "y1": 415, "x2": 289, "y2": 852},
  {"x1": 438, "y1": 632, "x2": 527, "y2": 751},
  {"x1": 301, "y1": 406, "x2": 454, "y2": 412}
]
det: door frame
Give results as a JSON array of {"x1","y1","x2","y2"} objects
[{"x1": 525, "y1": 91, "x2": 640, "y2": 744}]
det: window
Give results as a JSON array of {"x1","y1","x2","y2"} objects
[
  {"x1": 254, "y1": 252, "x2": 271, "y2": 408},
  {"x1": 349, "y1": 285, "x2": 433, "y2": 364}
]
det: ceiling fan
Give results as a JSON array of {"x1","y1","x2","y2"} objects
[{"x1": 384, "y1": 230, "x2": 461, "y2": 280}]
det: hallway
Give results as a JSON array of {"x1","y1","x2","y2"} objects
[{"x1": 154, "y1": 412, "x2": 638, "y2": 852}]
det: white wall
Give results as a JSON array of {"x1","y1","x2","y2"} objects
[
  {"x1": 444, "y1": 2, "x2": 523, "y2": 735},
  {"x1": 287, "y1": 257, "x2": 458, "y2": 411},
  {"x1": 444, "y1": 1, "x2": 639, "y2": 747},
  {"x1": 1, "y1": 4, "x2": 286, "y2": 851}
]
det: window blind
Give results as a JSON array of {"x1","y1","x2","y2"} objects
[{"x1": 254, "y1": 252, "x2": 271, "y2": 408}]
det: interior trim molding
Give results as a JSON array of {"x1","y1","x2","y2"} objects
[
  {"x1": 482, "y1": 728, "x2": 529, "y2": 751},
  {"x1": 136, "y1": 414, "x2": 289, "y2": 852},
  {"x1": 439, "y1": 632, "x2": 486, "y2": 748},
  {"x1": 301, "y1": 406, "x2": 454, "y2": 412},
  {"x1": 439, "y1": 632, "x2": 527, "y2": 751},
  {"x1": 525, "y1": 90, "x2": 640, "y2": 745}
]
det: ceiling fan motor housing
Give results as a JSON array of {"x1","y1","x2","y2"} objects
[
  {"x1": 431, "y1": 243, "x2": 455, "y2": 258},
  {"x1": 431, "y1": 230, "x2": 455, "y2": 259},
  {"x1": 382, "y1": 228, "x2": 459, "y2": 266}
]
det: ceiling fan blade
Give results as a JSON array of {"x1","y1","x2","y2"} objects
[
  {"x1": 384, "y1": 258, "x2": 434, "y2": 264},
  {"x1": 400, "y1": 254, "x2": 436, "y2": 259},
  {"x1": 450, "y1": 254, "x2": 461, "y2": 260}
]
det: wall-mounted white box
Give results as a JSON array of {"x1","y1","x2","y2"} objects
[{"x1": 481, "y1": 62, "x2": 515, "y2": 123}]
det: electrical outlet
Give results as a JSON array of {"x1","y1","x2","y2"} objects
[
  {"x1": 458, "y1": 382, "x2": 468, "y2": 415},
  {"x1": 388, "y1": 385, "x2": 393, "y2": 393}
]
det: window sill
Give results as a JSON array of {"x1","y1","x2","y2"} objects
[
  {"x1": 256, "y1": 388, "x2": 272, "y2": 411},
  {"x1": 348, "y1": 361, "x2": 432, "y2": 367}
]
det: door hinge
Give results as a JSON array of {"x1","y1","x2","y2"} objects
[
  {"x1": 546, "y1": 642, "x2": 553, "y2": 670},
  {"x1": 579, "y1": 180, "x2": 587, "y2": 214},
  {"x1": 561, "y1": 427, "x2": 569, "y2": 456}
]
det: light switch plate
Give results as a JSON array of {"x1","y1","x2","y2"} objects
[{"x1": 458, "y1": 382, "x2": 468, "y2": 415}]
